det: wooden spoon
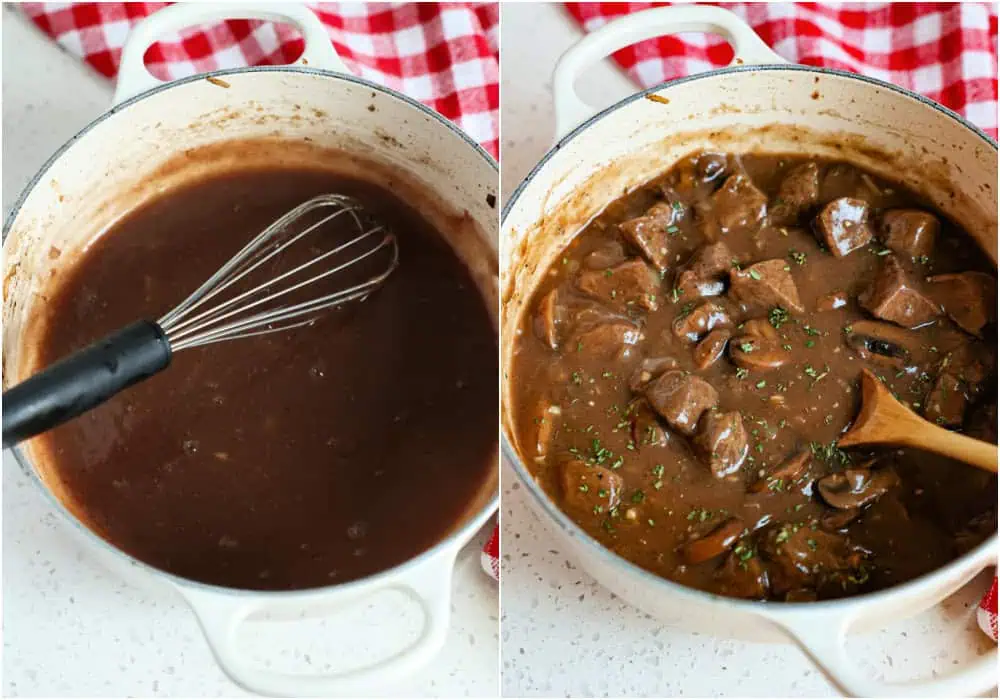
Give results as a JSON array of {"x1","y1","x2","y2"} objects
[{"x1": 838, "y1": 368, "x2": 998, "y2": 473}]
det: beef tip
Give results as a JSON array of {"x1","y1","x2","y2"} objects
[
  {"x1": 701, "y1": 173, "x2": 768, "y2": 238},
  {"x1": 583, "y1": 240, "x2": 627, "y2": 270},
  {"x1": 936, "y1": 340, "x2": 994, "y2": 385},
  {"x1": 619, "y1": 202, "x2": 678, "y2": 272},
  {"x1": 759, "y1": 524, "x2": 867, "y2": 594},
  {"x1": 715, "y1": 545, "x2": 770, "y2": 599},
  {"x1": 534, "y1": 288, "x2": 569, "y2": 350},
  {"x1": 560, "y1": 460, "x2": 623, "y2": 515},
  {"x1": 630, "y1": 399, "x2": 669, "y2": 450},
  {"x1": 770, "y1": 162, "x2": 820, "y2": 225},
  {"x1": 923, "y1": 373, "x2": 967, "y2": 427},
  {"x1": 728, "y1": 332, "x2": 790, "y2": 371},
  {"x1": 859, "y1": 254, "x2": 940, "y2": 328},
  {"x1": 531, "y1": 400, "x2": 561, "y2": 457},
  {"x1": 880, "y1": 209, "x2": 938, "y2": 258},
  {"x1": 926, "y1": 271, "x2": 996, "y2": 336},
  {"x1": 696, "y1": 153, "x2": 729, "y2": 183},
  {"x1": 569, "y1": 315, "x2": 643, "y2": 361},
  {"x1": 692, "y1": 328, "x2": 731, "y2": 370},
  {"x1": 816, "y1": 290, "x2": 848, "y2": 312},
  {"x1": 674, "y1": 241, "x2": 734, "y2": 299},
  {"x1": 645, "y1": 370, "x2": 719, "y2": 436},
  {"x1": 673, "y1": 299, "x2": 732, "y2": 343},
  {"x1": 576, "y1": 258, "x2": 660, "y2": 312},
  {"x1": 816, "y1": 466, "x2": 899, "y2": 510},
  {"x1": 694, "y1": 410, "x2": 749, "y2": 478},
  {"x1": 814, "y1": 197, "x2": 873, "y2": 257},
  {"x1": 748, "y1": 449, "x2": 811, "y2": 493},
  {"x1": 628, "y1": 356, "x2": 679, "y2": 392},
  {"x1": 680, "y1": 517, "x2": 745, "y2": 564},
  {"x1": 820, "y1": 507, "x2": 862, "y2": 531},
  {"x1": 729, "y1": 259, "x2": 804, "y2": 314}
]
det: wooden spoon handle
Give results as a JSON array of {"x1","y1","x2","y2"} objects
[{"x1": 901, "y1": 422, "x2": 999, "y2": 473}]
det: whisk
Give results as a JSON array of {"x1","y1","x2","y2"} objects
[{"x1": 2, "y1": 194, "x2": 399, "y2": 448}]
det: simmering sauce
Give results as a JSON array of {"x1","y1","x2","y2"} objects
[
  {"x1": 510, "y1": 152, "x2": 997, "y2": 601},
  {"x1": 35, "y1": 167, "x2": 497, "y2": 590}
]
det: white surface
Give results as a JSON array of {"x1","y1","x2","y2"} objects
[
  {"x1": 498, "y1": 3, "x2": 998, "y2": 697},
  {"x1": 2, "y1": 8, "x2": 498, "y2": 697}
]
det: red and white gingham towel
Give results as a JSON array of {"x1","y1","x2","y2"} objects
[
  {"x1": 19, "y1": 2, "x2": 499, "y2": 158},
  {"x1": 566, "y1": 2, "x2": 999, "y2": 139}
]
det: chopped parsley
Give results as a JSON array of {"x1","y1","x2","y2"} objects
[
  {"x1": 769, "y1": 306, "x2": 790, "y2": 329},
  {"x1": 789, "y1": 250, "x2": 807, "y2": 265},
  {"x1": 748, "y1": 268, "x2": 762, "y2": 281}
]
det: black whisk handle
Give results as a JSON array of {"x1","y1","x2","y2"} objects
[{"x1": 2, "y1": 320, "x2": 172, "y2": 448}]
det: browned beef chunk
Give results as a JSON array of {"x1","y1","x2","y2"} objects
[
  {"x1": 672, "y1": 299, "x2": 732, "y2": 343},
  {"x1": 814, "y1": 197, "x2": 873, "y2": 257},
  {"x1": 561, "y1": 460, "x2": 623, "y2": 515},
  {"x1": 694, "y1": 410, "x2": 749, "y2": 478},
  {"x1": 817, "y1": 290, "x2": 848, "y2": 311},
  {"x1": 880, "y1": 209, "x2": 938, "y2": 258},
  {"x1": 715, "y1": 545, "x2": 770, "y2": 599},
  {"x1": 701, "y1": 173, "x2": 768, "y2": 238},
  {"x1": 692, "y1": 328, "x2": 731, "y2": 370},
  {"x1": 680, "y1": 517, "x2": 745, "y2": 563},
  {"x1": 729, "y1": 259, "x2": 804, "y2": 314},
  {"x1": 923, "y1": 373, "x2": 967, "y2": 427},
  {"x1": 619, "y1": 202, "x2": 678, "y2": 272},
  {"x1": 628, "y1": 356, "x2": 679, "y2": 392},
  {"x1": 771, "y1": 162, "x2": 820, "y2": 225},
  {"x1": 534, "y1": 288, "x2": 569, "y2": 350},
  {"x1": 645, "y1": 370, "x2": 719, "y2": 436},
  {"x1": 759, "y1": 524, "x2": 868, "y2": 595},
  {"x1": 926, "y1": 271, "x2": 996, "y2": 336},
  {"x1": 816, "y1": 466, "x2": 899, "y2": 510},
  {"x1": 859, "y1": 254, "x2": 940, "y2": 328},
  {"x1": 583, "y1": 240, "x2": 627, "y2": 270},
  {"x1": 569, "y1": 312, "x2": 643, "y2": 361},
  {"x1": 630, "y1": 399, "x2": 669, "y2": 450},
  {"x1": 748, "y1": 449, "x2": 811, "y2": 493},
  {"x1": 674, "y1": 241, "x2": 734, "y2": 299},
  {"x1": 576, "y1": 258, "x2": 660, "y2": 312}
]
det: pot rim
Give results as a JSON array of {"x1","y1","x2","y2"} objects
[
  {"x1": 501, "y1": 62, "x2": 998, "y2": 615},
  {"x1": 3, "y1": 64, "x2": 500, "y2": 598}
]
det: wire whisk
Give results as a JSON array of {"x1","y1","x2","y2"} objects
[{"x1": 2, "y1": 194, "x2": 399, "y2": 447}]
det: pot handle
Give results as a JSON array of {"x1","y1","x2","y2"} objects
[
  {"x1": 768, "y1": 609, "x2": 999, "y2": 697},
  {"x1": 553, "y1": 5, "x2": 785, "y2": 139},
  {"x1": 174, "y1": 552, "x2": 455, "y2": 697},
  {"x1": 113, "y1": 2, "x2": 349, "y2": 105}
]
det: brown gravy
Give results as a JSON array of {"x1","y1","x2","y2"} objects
[
  {"x1": 510, "y1": 152, "x2": 997, "y2": 601},
  {"x1": 34, "y1": 167, "x2": 497, "y2": 590}
]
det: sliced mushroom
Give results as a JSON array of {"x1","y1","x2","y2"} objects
[
  {"x1": 692, "y1": 328, "x2": 731, "y2": 370},
  {"x1": 680, "y1": 517, "x2": 745, "y2": 564},
  {"x1": 728, "y1": 334, "x2": 789, "y2": 371},
  {"x1": 843, "y1": 319, "x2": 918, "y2": 370},
  {"x1": 748, "y1": 449, "x2": 811, "y2": 493},
  {"x1": 816, "y1": 466, "x2": 899, "y2": 510},
  {"x1": 694, "y1": 410, "x2": 749, "y2": 478},
  {"x1": 673, "y1": 299, "x2": 732, "y2": 343},
  {"x1": 820, "y1": 507, "x2": 862, "y2": 531}
]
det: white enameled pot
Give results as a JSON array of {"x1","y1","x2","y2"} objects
[
  {"x1": 501, "y1": 6, "x2": 998, "y2": 697},
  {"x1": 2, "y1": 4, "x2": 498, "y2": 697}
]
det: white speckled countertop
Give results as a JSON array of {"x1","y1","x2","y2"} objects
[
  {"x1": 1, "y1": 8, "x2": 498, "y2": 697},
  {"x1": 498, "y1": 3, "x2": 997, "y2": 697}
]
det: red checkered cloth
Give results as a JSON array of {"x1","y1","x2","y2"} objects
[
  {"x1": 565, "y1": 2, "x2": 999, "y2": 139},
  {"x1": 566, "y1": 0, "x2": 998, "y2": 635},
  {"x1": 19, "y1": 2, "x2": 499, "y2": 158}
]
